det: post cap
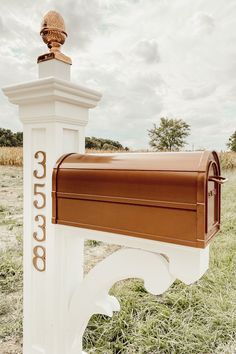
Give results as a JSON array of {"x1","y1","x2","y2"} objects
[{"x1": 37, "y1": 10, "x2": 72, "y2": 65}]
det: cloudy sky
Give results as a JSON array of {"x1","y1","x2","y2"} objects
[{"x1": 0, "y1": 0, "x2": 236, "y2": 150}]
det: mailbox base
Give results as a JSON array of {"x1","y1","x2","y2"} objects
[{"x1": 54, "y1": 225, "x2": 209, "y2": 353}]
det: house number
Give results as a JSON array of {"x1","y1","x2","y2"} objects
[
  {"x1": 33, "y1": 245, "x2": 46, "y2": 272},
  {"x1": 33, "y1": 215, "x2": 46, "y2": 242},
  {"x1": 33, "y1": 151, "x2": 46, "y2": 179},
  {"x1": 33, "y1": 151, "x2": 46, "y2": 272}
]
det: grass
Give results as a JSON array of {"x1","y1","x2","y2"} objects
[
  {"x1": 84, "y1": 171, "x2": 236, "y2": 354},
  {"x1": 0, "y1": 239, "x2": 23, "y2": 342},
  {"x1": 85, "y1": 239, "x2": 102, "y2": 247},
  {"x1": 0, "y1": 168, "x2": 236, "y2": 353},
  {"x1": 0, "y1": 148, "x2": 127, "y2": 167},
  {"x1": 219, "y1": 152, "x2": 236, "y2": 170},
  {"x1": 0, "y1": 148, "x2": 23, "y2": 167},
  {"x1": 1, "y1": 147, "x2": 236, "y2": 170}
]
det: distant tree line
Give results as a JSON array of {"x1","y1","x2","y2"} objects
[
  {"x1": 85, "y1": 137, "x2": 129, "y2": 151},
  {"x1": 0, "y1": 128, "x2": 23, "y2": 147},
  {"x1": 0, "y1": 129, "x2": 128, "y2": 151},
  {"x1": 1, "y1": 125, "x2": 235, "y2": 152}
]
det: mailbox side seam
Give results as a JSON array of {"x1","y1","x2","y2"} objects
[{"x1": 51, "y1": 152, "x2": 76, "y2": 224}]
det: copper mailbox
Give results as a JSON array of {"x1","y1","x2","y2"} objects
[{"x1": 52, "y1": 151, "x2": 226, "y2": 248}]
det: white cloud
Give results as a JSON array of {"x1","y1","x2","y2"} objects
[
  {"x1": 132, "y1": 39, "x2": 160, "y2": 63},
  {"x1": 0, "y1": 0, "x2": 236, "y2": 151},
  {"x1": 189, "y1": 12, "x2": 215, "y2": 35},
  {"x1": 182, "y1": 84, "x2": 217, "y2": 100}
]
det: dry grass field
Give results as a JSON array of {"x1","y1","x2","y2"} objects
[
  {"x1": 219, "y1": 152, "x2": 236, "y2": 170},
  {"x1": 0, "y1": 148, "x2": 236, "y2": 353},
  {"x1": 0, "y1": 147, "x2": 236, "y2": 169},
  {"x1": 0, "y1": 148, "x2": 23, "y2": 167}
]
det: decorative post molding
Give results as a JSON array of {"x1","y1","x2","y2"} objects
[{"x1": 3, "y1": 11, "x2": 102, "y2": 354}]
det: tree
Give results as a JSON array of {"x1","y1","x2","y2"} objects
[
  {"x1": 0, "y1": 128, "x2": 23, "y2": 147},
  {"x1": 85, "y1": 136, "x2": 129, "y2": 151},
  {"x1": 15, "y1": 132, "x2": 23, "y2": 146},
  {"x1": 85, "y1": 137, "x2": 102, "y2": 150},
  {"x1": 227, "y1": 131, "x2": 236, "y2": 152},
  {"x1": 148, "y1": 117, "x2": 190, "y2": 151}
]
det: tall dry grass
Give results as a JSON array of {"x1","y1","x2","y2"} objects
[
  {"x1": 219, "y1": 151, "x2": 236, "y2": 170},
  {"x1": 0, "y1": 147, "x2": 23, "y2": 166},
  {"x1": 0, "y1": 147, "x2": 236, "y2": 170},
  {"x1": 85, "y1": 148, "x2": 130, "y2": 154}
]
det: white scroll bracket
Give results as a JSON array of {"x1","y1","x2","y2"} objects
[{"x1": 67, "y1": 248, "x2": 176, "y2": 354}]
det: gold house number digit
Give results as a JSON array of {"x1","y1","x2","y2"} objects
[
  {"x1": 33, "y1": 150, "x2": 46, "y2": 272},
  {"x1": 33, "y1": 151, "x2": 46, "y2": 179},
  {"x1": 33, "y1": 245, "x2": 46, "y2": 272},
  {"x1": 33, "y1": 215, "x2": 46, "y2": 242},
  {"x1": 33, "y1": 184, "x2": 46, "y2": 209}
]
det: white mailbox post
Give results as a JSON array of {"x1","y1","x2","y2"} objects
[{"x1": 3, "y1": 11, "x2": 209, "y2": 354}]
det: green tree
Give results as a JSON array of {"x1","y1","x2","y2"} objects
[
  {"x1": 0, "y1": 128, "x2": 14, "y2": 146},
  {"x1": 0, "y1": 128, "x2": 23, "y2": 147},
  {"x1": 85, "y1": 137, "x2": 129, "y2": 151},
  {"x1": 148, "y1": 117, "x2": 190, "y2": 151},
  {"x1": 15, "y1": 132, "x2": 23, "y2": 146},
  {"x1": 85, "y1": 137, "x2": 102, "y2": 150},
  {"x1": 227, "y1": 131, "x2": 236, "y2": 152}
]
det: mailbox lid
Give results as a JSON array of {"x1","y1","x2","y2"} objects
[
  {"x1": 53, "y1": 151, "x2": 218, "y2": 206},
  {"x1": 54, "y1": 151, "x2": 211, "y2": 206},
  {"x1": 56, "y1": 151, "x2": 213, "y2": 172},
  {"x1": 53, "y1": 150, "x2": 220, "y2": 208}
]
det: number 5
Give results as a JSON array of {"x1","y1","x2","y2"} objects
[{"x1": 33, "y1": 184, "x2": 46, "y2": 209}]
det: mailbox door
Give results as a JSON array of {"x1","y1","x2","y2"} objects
[{"x1": 207, "y1": 162, "x2": 220, "y2": 233}]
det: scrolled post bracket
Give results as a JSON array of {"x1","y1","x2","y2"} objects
[{"x1": 67, "y1": 248, "x2": 176, "y2": 354}]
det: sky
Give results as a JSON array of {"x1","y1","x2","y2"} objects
[{"x1": 0, "y1": 0, "x2": 236, "y2": 151}]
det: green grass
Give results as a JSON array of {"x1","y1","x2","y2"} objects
[
  {"x1": 85, "y1": 239, "x2": 102, "y2": 247},
  {"x1": 84, "y1": 171, "x2": 236, "y2": 354},
  {"x1": 0, "y1": 246, "x2": 23, "y2": 340}
]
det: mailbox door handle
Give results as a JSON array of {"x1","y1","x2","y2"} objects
[{"x1": 209, "y1": 176, "x2": 228, "y2": 184}]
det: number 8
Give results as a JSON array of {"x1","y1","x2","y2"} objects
[{"x1": 33, "y1": 246, "x2": 46, "y2": 272}]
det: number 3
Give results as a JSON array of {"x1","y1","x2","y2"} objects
[
  {"x1": 33, "y1": 215, "x2": 46, "y2": 242},
  {"x1": 33, "y1": 151, "x2": 46, "y2": 179}
]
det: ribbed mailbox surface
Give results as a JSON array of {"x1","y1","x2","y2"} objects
[{"x1": 52, "y1": 151, "x2": 224, "y2": 248}]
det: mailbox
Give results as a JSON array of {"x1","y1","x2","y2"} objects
[{"x1": 52, "y1": 151, "x2": 226, "y2": 248}]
